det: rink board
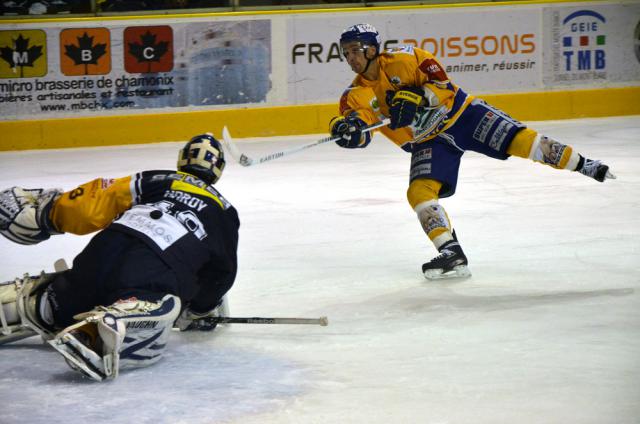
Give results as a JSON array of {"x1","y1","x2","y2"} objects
[{"x1": 0, "y1": 0, "x2": 638, "y2": 150}]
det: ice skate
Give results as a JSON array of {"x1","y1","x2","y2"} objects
[
  {"x1": 578, "y1": 157, "x2": 616, "y2": 182},
  {"x1": 422, "y1": 237, "x2": 470, "y2": 280}
]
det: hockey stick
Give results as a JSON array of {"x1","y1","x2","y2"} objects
[
  {"x1": 221, "y1": 118, "x2": 391, "y2": 167},
  {"x1": 213, "y1": 316, "x2": 328, "y2": 326},
  {"x1": 4, "y1": 317, "x2": 329, "y2": 345}
]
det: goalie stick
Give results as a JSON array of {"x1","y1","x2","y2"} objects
[
  {"x1": 213, "y1": 316, "x2": 328, "y2": 326},
  {"x1": 173, "y1": 315, "x2": 329, "y2": 330},
  {"x1": 221, "y1": 118, "x2": 391, "y2": 167},
  {"x1": 2, "y1": 316, "x2": 329, "y2": 345}
]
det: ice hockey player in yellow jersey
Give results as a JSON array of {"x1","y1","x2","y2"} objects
[{"x1": 330, "y1": 23, "x2": 615, "y2": 280}]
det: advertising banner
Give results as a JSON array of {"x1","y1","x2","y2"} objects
[
  {"x1": 0, "y1": 18, "x2": 272, "y2": 120},
  {"x1": 542, "y1": 2, "x2": 640, "y2": 86},
  {"x1": 287, "y1": 6, "x2": 543, "y2": 104},
  {"x1": 0, "y1": 1, "x2": 637, "y2": 122}
]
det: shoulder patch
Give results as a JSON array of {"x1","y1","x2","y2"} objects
[
  {"x1": 418, "y1": 58, "x2": 448, "y2": 82},
  {"x1": 101, "y1": 178, "x2": 115, "y2": 190},
  {"x1": 386, "y1": 45, "x2": 414, "y2": 55}
]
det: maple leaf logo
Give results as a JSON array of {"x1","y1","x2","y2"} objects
[
  {"x1": 0, "y1": 34, "x2": 43, "y2": 77},
  {"x1": 64, "y1": 32, "x2": 107, "y2": 75},
  {"x1": 128, "y1": 31, "x2": 169, "y2": 73}
]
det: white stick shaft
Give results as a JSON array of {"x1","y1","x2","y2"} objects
[{"x1": 222, "y1": 119, "x2": 390, "y2": 167}]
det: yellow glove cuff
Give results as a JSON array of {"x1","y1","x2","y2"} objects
[
  {"x1": 329, "y1": 115, "x2": 346, "y2": 132},
  {"x1": 393, "y1": 90, "x2": 423, "y2": 106}
]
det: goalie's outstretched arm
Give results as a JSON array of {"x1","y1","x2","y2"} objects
[{"x1": 0, "y1": 176, "x2": 137, "y2": 245}]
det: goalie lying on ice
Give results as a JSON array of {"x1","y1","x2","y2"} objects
[{"x1": 0, "y1": 134, "x2": 239, "y2": 381}]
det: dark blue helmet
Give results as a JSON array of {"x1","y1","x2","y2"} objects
[
  {"x1": 340, "y1": 24, "x2": 381, "y2": 54},
  {"x1": 178, "y1": 133, "x2": 225, "y2": 184}
]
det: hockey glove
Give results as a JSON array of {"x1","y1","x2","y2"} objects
[
  {"x1": 387, "y1": 87, "x2": 425, "y2": 129},
  {"x1": 175, "y1": 294, "x2": 229, "y2": 332},
  {"x1": 175, "y1": 308, "x2": 219, "y2": 331},
  {"x1": 0, "y1": 187, "x2": 62, "y2": 245},
  {"x1": 329, "y1": 114, "x2": 372, "y2": 148}
]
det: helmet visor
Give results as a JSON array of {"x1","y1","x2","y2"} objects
[{"x1": 340, "y1": 41, "x2": 369, "y2": 59}]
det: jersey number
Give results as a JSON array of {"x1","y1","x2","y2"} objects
[
  {"x1": 175, "y1": 210, "x2": 207, "y2": 241},
  {"x1": 68, "y1": 187, "x2": 84, "y2": 199}
]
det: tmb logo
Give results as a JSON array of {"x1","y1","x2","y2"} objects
[{"x1": 561, "y1": 10, "x2": 606, "y2": 72}]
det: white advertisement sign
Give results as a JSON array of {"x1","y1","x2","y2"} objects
[
  {"x1": 287, "y1": 6, "x2": 543, "y2": 104},
  {"x1": 0, "y1": 18, "x2": 272, "y2": 120},
  {"x1": 542, "y1": 2, "x2": 640, "y2": 86}
]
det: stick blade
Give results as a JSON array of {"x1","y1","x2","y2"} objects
[
  {"x1": 239, "y1": 154, "x2": 253, "y2": 167},
  {"x1": 221, "y1": 126, "x2": 232, "y2": 145},
  {"x1": 221, "y1": 126, "x2": 253, "y2": 167}
]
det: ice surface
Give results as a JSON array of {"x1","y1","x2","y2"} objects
[{"x1": 1, "y1": 116, "x2": 639, "y2": 424}]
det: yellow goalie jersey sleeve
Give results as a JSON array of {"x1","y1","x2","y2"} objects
[{"x1": 50, "y1": 176, "x2": 134, "y2": 235}]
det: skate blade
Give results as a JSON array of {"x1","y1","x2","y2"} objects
[{"x1": 423, "y1": 265, "x2": 471, "y2": 281}]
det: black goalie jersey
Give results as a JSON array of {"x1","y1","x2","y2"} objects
[{"x1": 48, "y1": 170, "x2": 239, "y2": 311}]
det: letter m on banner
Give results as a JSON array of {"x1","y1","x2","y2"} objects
[
  {"x1": 0, "y1": 30, "x2": 47, "y2": 78},
  {"x1": 60, "y1": 28, "x2": 111, "y2": 76},
  {"x1": 124, "y1": 26, "x2": 173, "y2": 74}
]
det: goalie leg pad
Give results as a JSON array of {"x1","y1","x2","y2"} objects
[
  {"x1": 50, "y1": 294, "x2": 181, "y2": 381},
  {"x1": 0, "y1": 273, "x2": 57, "y2": 344}
]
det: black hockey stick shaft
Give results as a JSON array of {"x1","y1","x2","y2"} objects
[{"x1": 214, "y1": 316, "x2": 328, "y2": 326}]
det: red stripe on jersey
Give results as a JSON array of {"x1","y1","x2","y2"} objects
[
  {"x1": 419, "y1": 58, "x2": 448, "y2": 82},
  {"x1": 339, "y1": 90, "x2": 351, "y2": 115}
]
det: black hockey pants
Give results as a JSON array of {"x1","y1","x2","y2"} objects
[{"x1": 47, "y1": 229, "x2": 181, "y2": 328}]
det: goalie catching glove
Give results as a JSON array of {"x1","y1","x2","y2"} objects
[
  {"x1": 329, "y1": 113, "x2": 372, "y2": 148},
  {"x1": 387, "y1": 87, "x2": 426, "y2": 129},
  {"x1": 0, "y1": 187, "x2": 63, "y2": 245}
]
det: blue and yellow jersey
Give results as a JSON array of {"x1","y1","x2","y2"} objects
[{"x1": 338, "y1": 46, "x2": 474, "y2": 149}]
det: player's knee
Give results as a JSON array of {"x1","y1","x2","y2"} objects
[{"x1": 407, "y1": 179, "x2": 441, "y2": 210}]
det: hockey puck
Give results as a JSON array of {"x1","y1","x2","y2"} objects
[{"x1": 150, "y1": 210, "x2": 163, "y2": 219}]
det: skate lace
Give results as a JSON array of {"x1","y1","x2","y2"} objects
[{"x1": 432, "y1": 248, "x2": 455, "y2": 261}]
